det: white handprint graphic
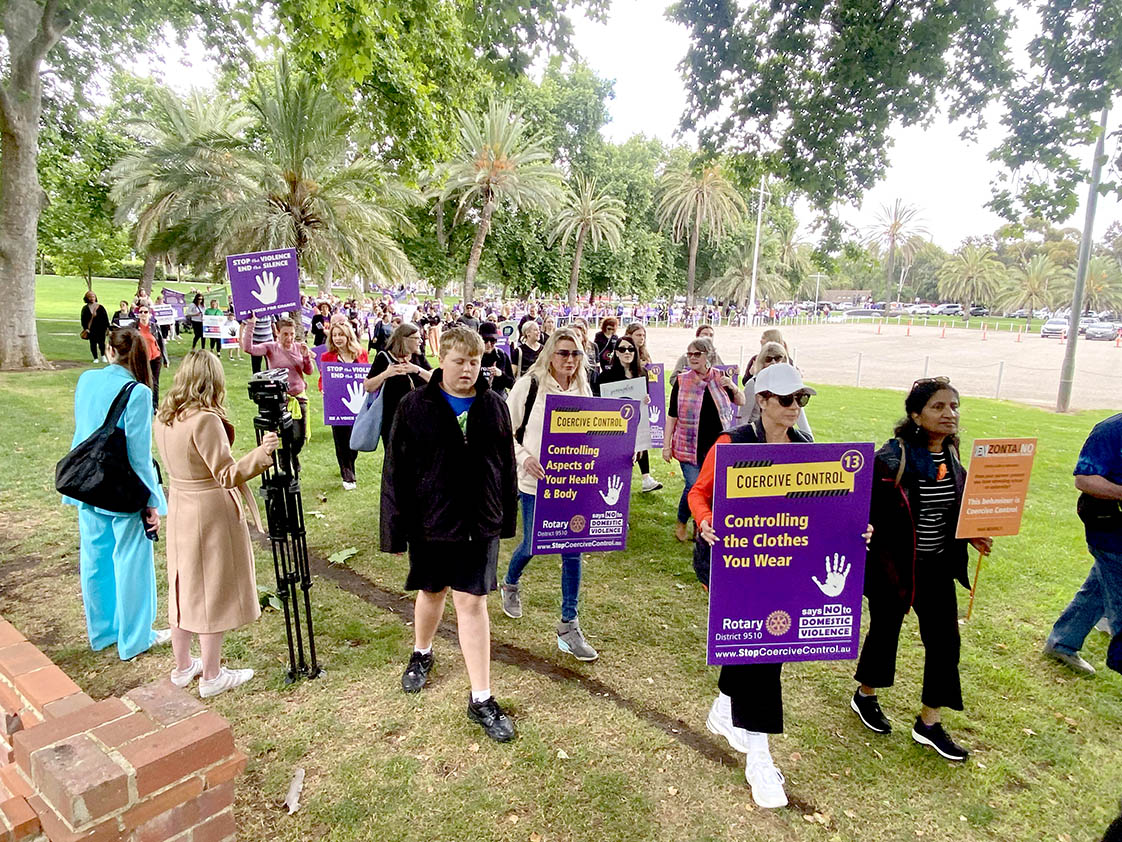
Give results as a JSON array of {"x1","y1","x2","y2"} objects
[
  {"x1": 812, "y1": 553, "x2": 851, "y2": 598},
  {"x1": 598, "y1": 474, "x2": 623, "y2": 506},
  {"x1": 648, "y1": 405, "x2": 661, "y2": 425},
  {"x1": 251, "y1": 270, "x2": 280, "y2": 305},
  {"x1": 341, "y1": 381, "x2": 366, "y2": 414}
]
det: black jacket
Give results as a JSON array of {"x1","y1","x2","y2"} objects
[
  {"x1": 481, "y1": 347, "x2": 515, "y2": 395},
  {"x1": 380, "y1": 369, "x2": 518, "y2": 553},
  {"x1": 864, "y1": 437, "x2": 969, "y2": 610},
  {"x1": 81, "y1": 304, "x2": 109, "y2": 338}
]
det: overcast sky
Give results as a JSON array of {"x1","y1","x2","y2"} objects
[{"x1": 159, "y1": 3, "x2": 1119, "y2": 252}]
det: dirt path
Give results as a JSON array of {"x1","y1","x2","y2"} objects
[{"x1": 644, "y1": 322, "x2": 1122, "y2": 411}]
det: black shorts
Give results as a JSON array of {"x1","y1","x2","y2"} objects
[{"x1": 405, "y1": 537, "x2": 499, "y2": 596}]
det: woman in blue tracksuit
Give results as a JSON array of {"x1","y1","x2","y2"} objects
[{"x1": 63, "y1": 328, "x2": 169, "y2": 660}]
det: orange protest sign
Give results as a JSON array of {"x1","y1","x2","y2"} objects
[{"x1": 955, "y1": 438, "x2": 1037, "y2": 539}]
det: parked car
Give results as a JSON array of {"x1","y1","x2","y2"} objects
[
  {"x1": 1085, "y1": 321, "x2": 1119, "y2": 341},
  {"x1": 1040, "y1": 317, "x2": 1069, "y2": 338},
  {"x1": 970, "y1": 306, "x2": 990, "y2": 317},
  {"x1": 908, "y1": 303, "x2": 933, "y2": 315},
  {"x1": 1033, "y1": 308, "x2": 1051, "y2": 320},
  {"x1": 933, "y1": 303, "x2": 963, "y2": 316},
  {"x1": 844, "y1": 308, "x2": 882, "y2": 318},
  {"x1": 1009, "y1": 309, "x2": 1029, "y2": 319},
  {"x1": 1077, "y1": 316, "x2": 1099, "y2": 334}
]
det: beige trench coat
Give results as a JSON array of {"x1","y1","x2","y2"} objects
[{"x1": 154, "y1": 409, "x2": 273, "y2": 634}]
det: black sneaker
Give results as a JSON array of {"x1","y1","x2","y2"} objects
[
  {"x1": 401, "y1": 650, "x2": 434, "y2": 693},
  {"x1": 467, "y1": 695, "x2": 516, "y2": 742},
  {"x1": 850, "y1": 690, "x2": 891, "y2": 734},
  {"x1": 911, "y1": 717, "x2": 968, "y2": 761}
]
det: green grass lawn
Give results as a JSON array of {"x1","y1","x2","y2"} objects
[{"x1": 2, "y1": 279, "x2": 1120, "y2": 841}]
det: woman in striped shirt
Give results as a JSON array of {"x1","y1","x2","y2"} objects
[{"x1": 851, "y1": 377, "x2": 993, "y2": 762}]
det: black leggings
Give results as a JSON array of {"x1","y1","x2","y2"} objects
[
  {"x1": 331, "y1": 425, "x2": 357, "y2": 483},
  {"x1": 854, "y1": 553, "x2": 964, "y2": 710},
  {"x1": 191, "y1": 321, "x2": 204, "y2": 349},
  {"x1": 88, "y1": 333, "x2": 106, "y2": 361},
  {"x1": 209, "y1": 337, "x2": 221, "y2": 354},
  {"x1": 720, "y1": 663, "x2": 784, "y2": 733},
  {"x1": 637, "y1": 450, "x2": 650, "y2": 473},
  {"x1": 149, "y1": 358, "x2": 163, "y2": 411},
  {"x1": 251, "y1": 353, "x2": 265, "y2": 374}
]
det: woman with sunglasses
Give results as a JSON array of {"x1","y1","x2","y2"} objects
[
  {"x1": 742, "y1": 341, "x2": 811, "y2": 436},
  {"x1": 597, "y1": 338, "x2": 662, "y2": 493},
  {"x1": 664, "y1": 337, "x2": 745, "y2": 542},
  {"x1": 688, "y1": 363, "x2": 825, "y2": 808},
  {"x1": 501, "y1": 328, "x2": 599, "y2": 661},
  {"x1": 135, "y1": 304, "x2": 169, "y2": 411},
  {"x1": 185, "y1": 294, "x2": 205, "y2": 350},
  {"x1": 850, "y1": 376, "x2": 992, "y2": 762}
]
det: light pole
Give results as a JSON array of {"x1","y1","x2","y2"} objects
[
  {"x1": 747, "y1": 175, "x2": 770, "y2": 322},
  {"x1": 811, "y1": 272, "x2": 827, "y2": 315},
  {"x1": 1057, "y1": 106, "x2": 1109, "y2": 413}
]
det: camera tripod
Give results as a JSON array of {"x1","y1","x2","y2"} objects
[{"x1": 253, "y1": 398, "x2": 322, "y2": 683}]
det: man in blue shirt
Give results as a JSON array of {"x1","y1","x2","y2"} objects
[{"x1": 1044, "y1": 413, "x2": 1122, "y2": 673}]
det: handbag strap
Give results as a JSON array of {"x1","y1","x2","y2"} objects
[{"x1": 100, "y1": 381, "x2": 139, "y2": 434}]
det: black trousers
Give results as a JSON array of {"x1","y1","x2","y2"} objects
[
  {"x1": 149, "y1": 358, "x2": 163, "y2": 411},
  {"x1": 331, "y1": 424, "x2": 357, "y2": 483},
  {"x1": 854, "y1": 553, "x2": 964, "y2": 710},
  {"x1": 637, "y1": 450, "x2": 650, "y2": 473},
  {"x1": 88, "y1": 333, "x2": 106, "y2": 361},
  {"x1": 209, "y1": 337, "x2": 221, "y2": 354},
  {"x1": 251, "y1": 353, "x2": 265, "y2": 373},
  {"x1": 191, "y1": 321, "x2": 203, "y2": 348},
  {"x1": 719, "y1": 663, "x2": 784, "y2": 733}
]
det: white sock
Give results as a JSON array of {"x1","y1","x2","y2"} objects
[
  {"x1": 745, "y1": 731, "x2": 770, "y2": 755},
  {"x1": 471, "y1": 689, "x2": 491, "y2": 703},
  {"x1": 857, "y1": 688, "x2": 874, "y2": 698},
  {"x1": 416, "y1": 646, "x2": 432, "y2": 656}
]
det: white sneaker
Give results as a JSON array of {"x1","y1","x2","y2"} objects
[
  {"x1": 744, "y1": 753, "x2": 787, "y2": 809},
  {"x1": 641, "y1": 475, "x2": 663, "y2": 492},
  {"x1": 170, "y1": 657, "x2": 203, "y2": 688},
  {"x1": 152, "y1": 629, "x2": 172, "y2": 647},
  {"x1": 342, "y1": 481, "x2": 357, "y2": 491},
  {"x1": 199, "y1": 667, "x2": 254, "y2": 698},
  {"x1": 1095, "y1": 617, "x2": 1113, "y2": 634},
  {"x1": 706, "y1": 693, "x2": 752, "y2": 753}
]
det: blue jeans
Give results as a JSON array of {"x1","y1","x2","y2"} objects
[
  {"x1": 677, "y1": 461, "x2": 701, "y2": 525},
  {"x1": 1046, "y1": 545, "x2": 1122, "y2": 655},
  {"x1": 505, "y1": 492, "x2": 582, "y2": 622}
]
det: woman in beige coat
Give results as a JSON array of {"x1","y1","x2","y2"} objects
[{"x1": 155, "y1": 351, "x2": 278, "y2": 698}]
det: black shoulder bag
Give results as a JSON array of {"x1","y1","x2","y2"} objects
[
  {"x1": 55, "y1": 381, "x2": 152, "y2": 513},
  {"x1": 514, "y1": 376, "x2": 539, "y2": 445}
]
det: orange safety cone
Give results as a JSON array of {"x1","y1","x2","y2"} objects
[
  {"x1": 981, "y1": 322, "x2": 987, "y2": 341},
  {"x1": 1016, "y1": 328, "x2": 1022, "y2": 343},
  {"x1": 940, "y1": 325, "x2": 946, "y2": 339},
  {"x1": 906, "y1": 319, "x2": 912, "y2": 337},
  {"x1": 876, "y1": 321, "x2": 882, "y2": 335}
]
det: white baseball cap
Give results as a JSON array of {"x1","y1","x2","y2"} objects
[{"x1": 753, "y1": 362, "x2": 816, "y2": 396}]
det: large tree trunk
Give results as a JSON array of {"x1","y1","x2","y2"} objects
[
  {"x1": 462, "y1": 199, "x2": 494, "y2": 304},
  {"x1": 566, "y1": 225, "x2": 587, "y2": 308},
  {"x1": 139, "y1": 252, "x2": 158, "y2": 295},
  {"x1": 0, "y1": 0, "x2": 67, "y2": 369},
  {"x1": 686, "y1": 214, "x2": 700, "y2": 308}
]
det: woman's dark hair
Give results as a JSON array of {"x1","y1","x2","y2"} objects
[
  {"x1": 611, "y1": 340, "x2": 643, "y2": 378},
  {"x1": 893, "y1": 377, "x2": 960, "y2": 448},
  {"x1": 84, "y1": 291, "x2": 97, "y2": 304},
  {"x1": 599, "y1": 316, "x2": 618, "y2": 333},
  {"x1": 193, "y1": 293, "x2": 204, "y2": 304},
  {"x1": 107, "y1": 328, "x2": 152, "y2": 388}
]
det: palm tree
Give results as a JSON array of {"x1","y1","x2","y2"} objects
[
  {"x1": 549, "y1": 175, "x2": 626, "y2": 307},
  {"x1": 1058, "y1": 256, "x2": 1122, "y2": 314},
  {"x1": 997, "y1": 254, "x2": 1062, "y2": 324},
  {"x1": 117, "y1": 58, "x2": 418, "y2": 288},
  {"x1": 937, "y1": 245, "x2": 1005, "y2": 315},
  {"x1": 775, "y1": 218, "x2": 813, "y2": 299},
  {"x1": 657, "y1": 165, "x2": 746, "y2": 307},
  {"x1": 438, "y1": 100, "x2": 564, "y2": 303},
  {"x1": 707, "y1": 243, "x2": 786, "y2": 308},
  {"x1": 111, "y1": 89, "x2": 253, "y2": 292},
  {"x1": 863, "y1": 200, "x2": 929, "y2": 292}
]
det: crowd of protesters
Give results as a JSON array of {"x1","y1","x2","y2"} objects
[{"x1": 65, "y1": 284, "x2": 1122, "y2": 825}]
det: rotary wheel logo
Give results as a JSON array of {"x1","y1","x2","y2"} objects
[
  {"x1": 765, "y1": 610, "x2": 792, "y2": 636},
  {"x1": 568, "y1": 515, "x2": 587, "y2": 533}
]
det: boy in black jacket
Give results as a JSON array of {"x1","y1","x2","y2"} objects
[{"x1": 380, "y1": 327, "x2": 519, "y2": 742}]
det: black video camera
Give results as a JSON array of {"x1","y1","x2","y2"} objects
[{"x1": 248, "y1": 368, "x2": 290, "y2": 421}]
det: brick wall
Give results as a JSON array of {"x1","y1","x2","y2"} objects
[{"x1": 0, "y1": 617, "x2": 246, "y2": 842}]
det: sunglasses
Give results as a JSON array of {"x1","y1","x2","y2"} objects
[
  {"x1": 912, "y1": 376, "x2": 951, "y2": 390},
  {"x1": 553, "y1": 349, "x2": 585, "y2": 359},
  {"x1": 762, "y1": 354, "x2": 786, "y2": 363},
  {"x1": 686, "y1": 351, "x2": 706, "y2": 359},
  {"x1": 767, "y1": 393, "x2": 811, "y2": 408},
  {"x1": 616, "y1": 346, "x2": 636, "y2": 354}
]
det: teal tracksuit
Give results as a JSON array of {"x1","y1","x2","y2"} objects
[{"x1": 63, "y1": 364, "x2": 167, "y2": 660}]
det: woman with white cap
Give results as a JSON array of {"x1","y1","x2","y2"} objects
[{"x1": 688, "y1": 363, "x2": 870, "y2": 808}]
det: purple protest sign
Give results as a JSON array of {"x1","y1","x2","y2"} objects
[
  {"x1": 646, "y1": 363, "x2": 666, "y2": 449},
  {"x1": 161, "y1": 288, "x2": 185, "y2": 320},
  {"x1": 226, "y1": 248, "x2": 300, "y2": 320},
  {"x1": 321, "y1": 363, "x2": 370, "y2": 426},
  {"x1": 707, "y1": 442, "x2": 873, "y2": 666},
  {"x1": 311, "y1": 344, "x2": 328, "y2": 368},
  {"x1": 531, "y1": 394, "x2": 640, "y2": 555}
]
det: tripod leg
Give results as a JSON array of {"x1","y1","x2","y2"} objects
[
  {"x1": 289, "y1": 488, "x2": 320, "y2": 677},
  {"x1": 266, "y1": 483, "x2": 299, "y2": 682}
]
